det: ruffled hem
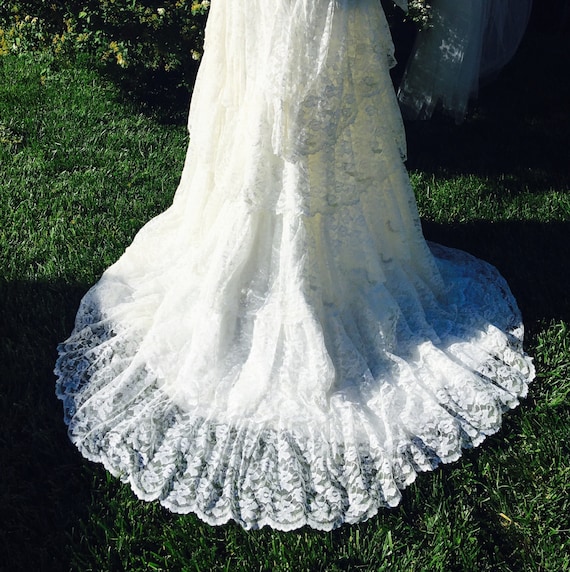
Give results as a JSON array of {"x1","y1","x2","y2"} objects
[
  {"x1": 55, "y1": 359, "x2": 531, "y2": 531},
  {"x1": 55, "y1": 243, "x2": 534, "y2": 531},
  {"x1": 54, "y1": 0, "x2": 534, "y2": 530}
]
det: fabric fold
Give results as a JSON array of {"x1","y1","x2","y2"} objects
[{"x1": 56, "y1": 0, "x2": 534, "y2": 530}]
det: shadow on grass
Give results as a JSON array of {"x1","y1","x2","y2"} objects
[
  {"x1": 403, "y1": 27, "x2": 570, "y2": 193},
  {"x1": 421, "y1": 219, "x2": 570, "y2": 329},
  {"x1": 0, "y1": 280, "x2": 94, "y2": 571},
  {"x1": 1, "y1": 215, "x2": 569, "y2": 569},
  {"x1": 97, "y1": 60, "x2": 197, "y2": 127}
]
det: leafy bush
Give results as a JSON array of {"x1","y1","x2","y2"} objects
[
  {"x1": 0, "y1": 1, "x2": 429, "y2": 97},
  {"x1": 1, "y1": 1, "x2": 210, "y2": 91},
  {"x1": 406, "y1": 0, "x2": 432, "y2": 28},
  {"x1": 79, "y1": 1, "x2": 209, "y2": 72}
]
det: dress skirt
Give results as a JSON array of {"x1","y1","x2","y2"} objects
[{"x1": 55, "y1": 0, "x2": 534, "y2": 531}]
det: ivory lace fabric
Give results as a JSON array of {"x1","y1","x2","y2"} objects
[
  {"x1": 398, "y1": 0, "x2": 533, "y2": 122},
  {"x1": 55, "y1": 0, "x2": 535, "y2": 531}
]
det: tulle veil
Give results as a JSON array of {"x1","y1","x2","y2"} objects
[{"x1": 397, "y1": 0, "x2": 533, "y2": 122}]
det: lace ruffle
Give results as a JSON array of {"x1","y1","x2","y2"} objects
[
  {"x1": 56, "y1": 244, "x2": 533, "y2": 531},
  {"x1": 55, "y1": 0, "x2": 534, "y2": 530}
]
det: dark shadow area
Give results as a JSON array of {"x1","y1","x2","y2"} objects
[
  {"x1": 421, "y1": 219, "x2": 570, "y2": 330},
  {"x1": 403, "y1": 27, "x2": 570, "y2": 194},
  {"x1": 0, "y1": 280, "x2": 96, "y2": 571},
  {"x1": 99, "y1": 61, "x2": 196, "y2": 126}
]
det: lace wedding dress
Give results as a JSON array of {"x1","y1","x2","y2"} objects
[{"x1": 55, "y1": 0, "x2": 535, "y2": 531}]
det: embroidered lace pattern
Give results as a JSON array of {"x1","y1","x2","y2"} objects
[{"x1": 56, "y1": 0, "x2": 534, "y2": 531}]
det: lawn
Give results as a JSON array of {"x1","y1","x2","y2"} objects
[{"x1": 1, "y1": 22, "x2": 569, "y2": 572}]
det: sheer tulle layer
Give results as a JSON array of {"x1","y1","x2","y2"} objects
[
  {"x1": 56, "y1": 0, "x2": 534, "y2": 530},
  {"x1": 397, "y1": 0, "x2": 533, "y2": 122}
]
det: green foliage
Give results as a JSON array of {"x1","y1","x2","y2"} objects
[
  {"x1": 381, "y1": 0, "x2": 432, "y2": 29},
  {"x1": 1, "y1": 1, "x2": 433, "y2": 92},
  {"x1": 0, "y1": 0, "x2": 210, "y2": 90},
  {"x1": 0, "y1": 10, "x2": 50, "y2": 56}
]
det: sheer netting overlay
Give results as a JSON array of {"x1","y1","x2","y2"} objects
[
  {"x1": 398, "y1": 0, "x2": 533, "y2": 122},
  {"x1": 55, "y1": 0, "x2": 534, "y2": 531}
]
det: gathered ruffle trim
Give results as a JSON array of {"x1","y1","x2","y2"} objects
[{"x1": 55, "y1": 303, "x2": 533, "y2": 531}]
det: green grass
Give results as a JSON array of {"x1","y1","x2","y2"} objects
[{"x1": 1, "y1": 26, "x2": 569, "y2": 572}]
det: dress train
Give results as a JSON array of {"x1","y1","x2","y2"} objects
[{"x1": 56, "y1": 0, "x2": 534, "y2": 530}]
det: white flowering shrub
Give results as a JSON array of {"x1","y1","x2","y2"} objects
[{"x1": 406, "y1": 0, "x2": 432, "y2": 28}]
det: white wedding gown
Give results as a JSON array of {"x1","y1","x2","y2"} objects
[{"x1": 56, "y1": 0, "x2": 535, "y2": 531}]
